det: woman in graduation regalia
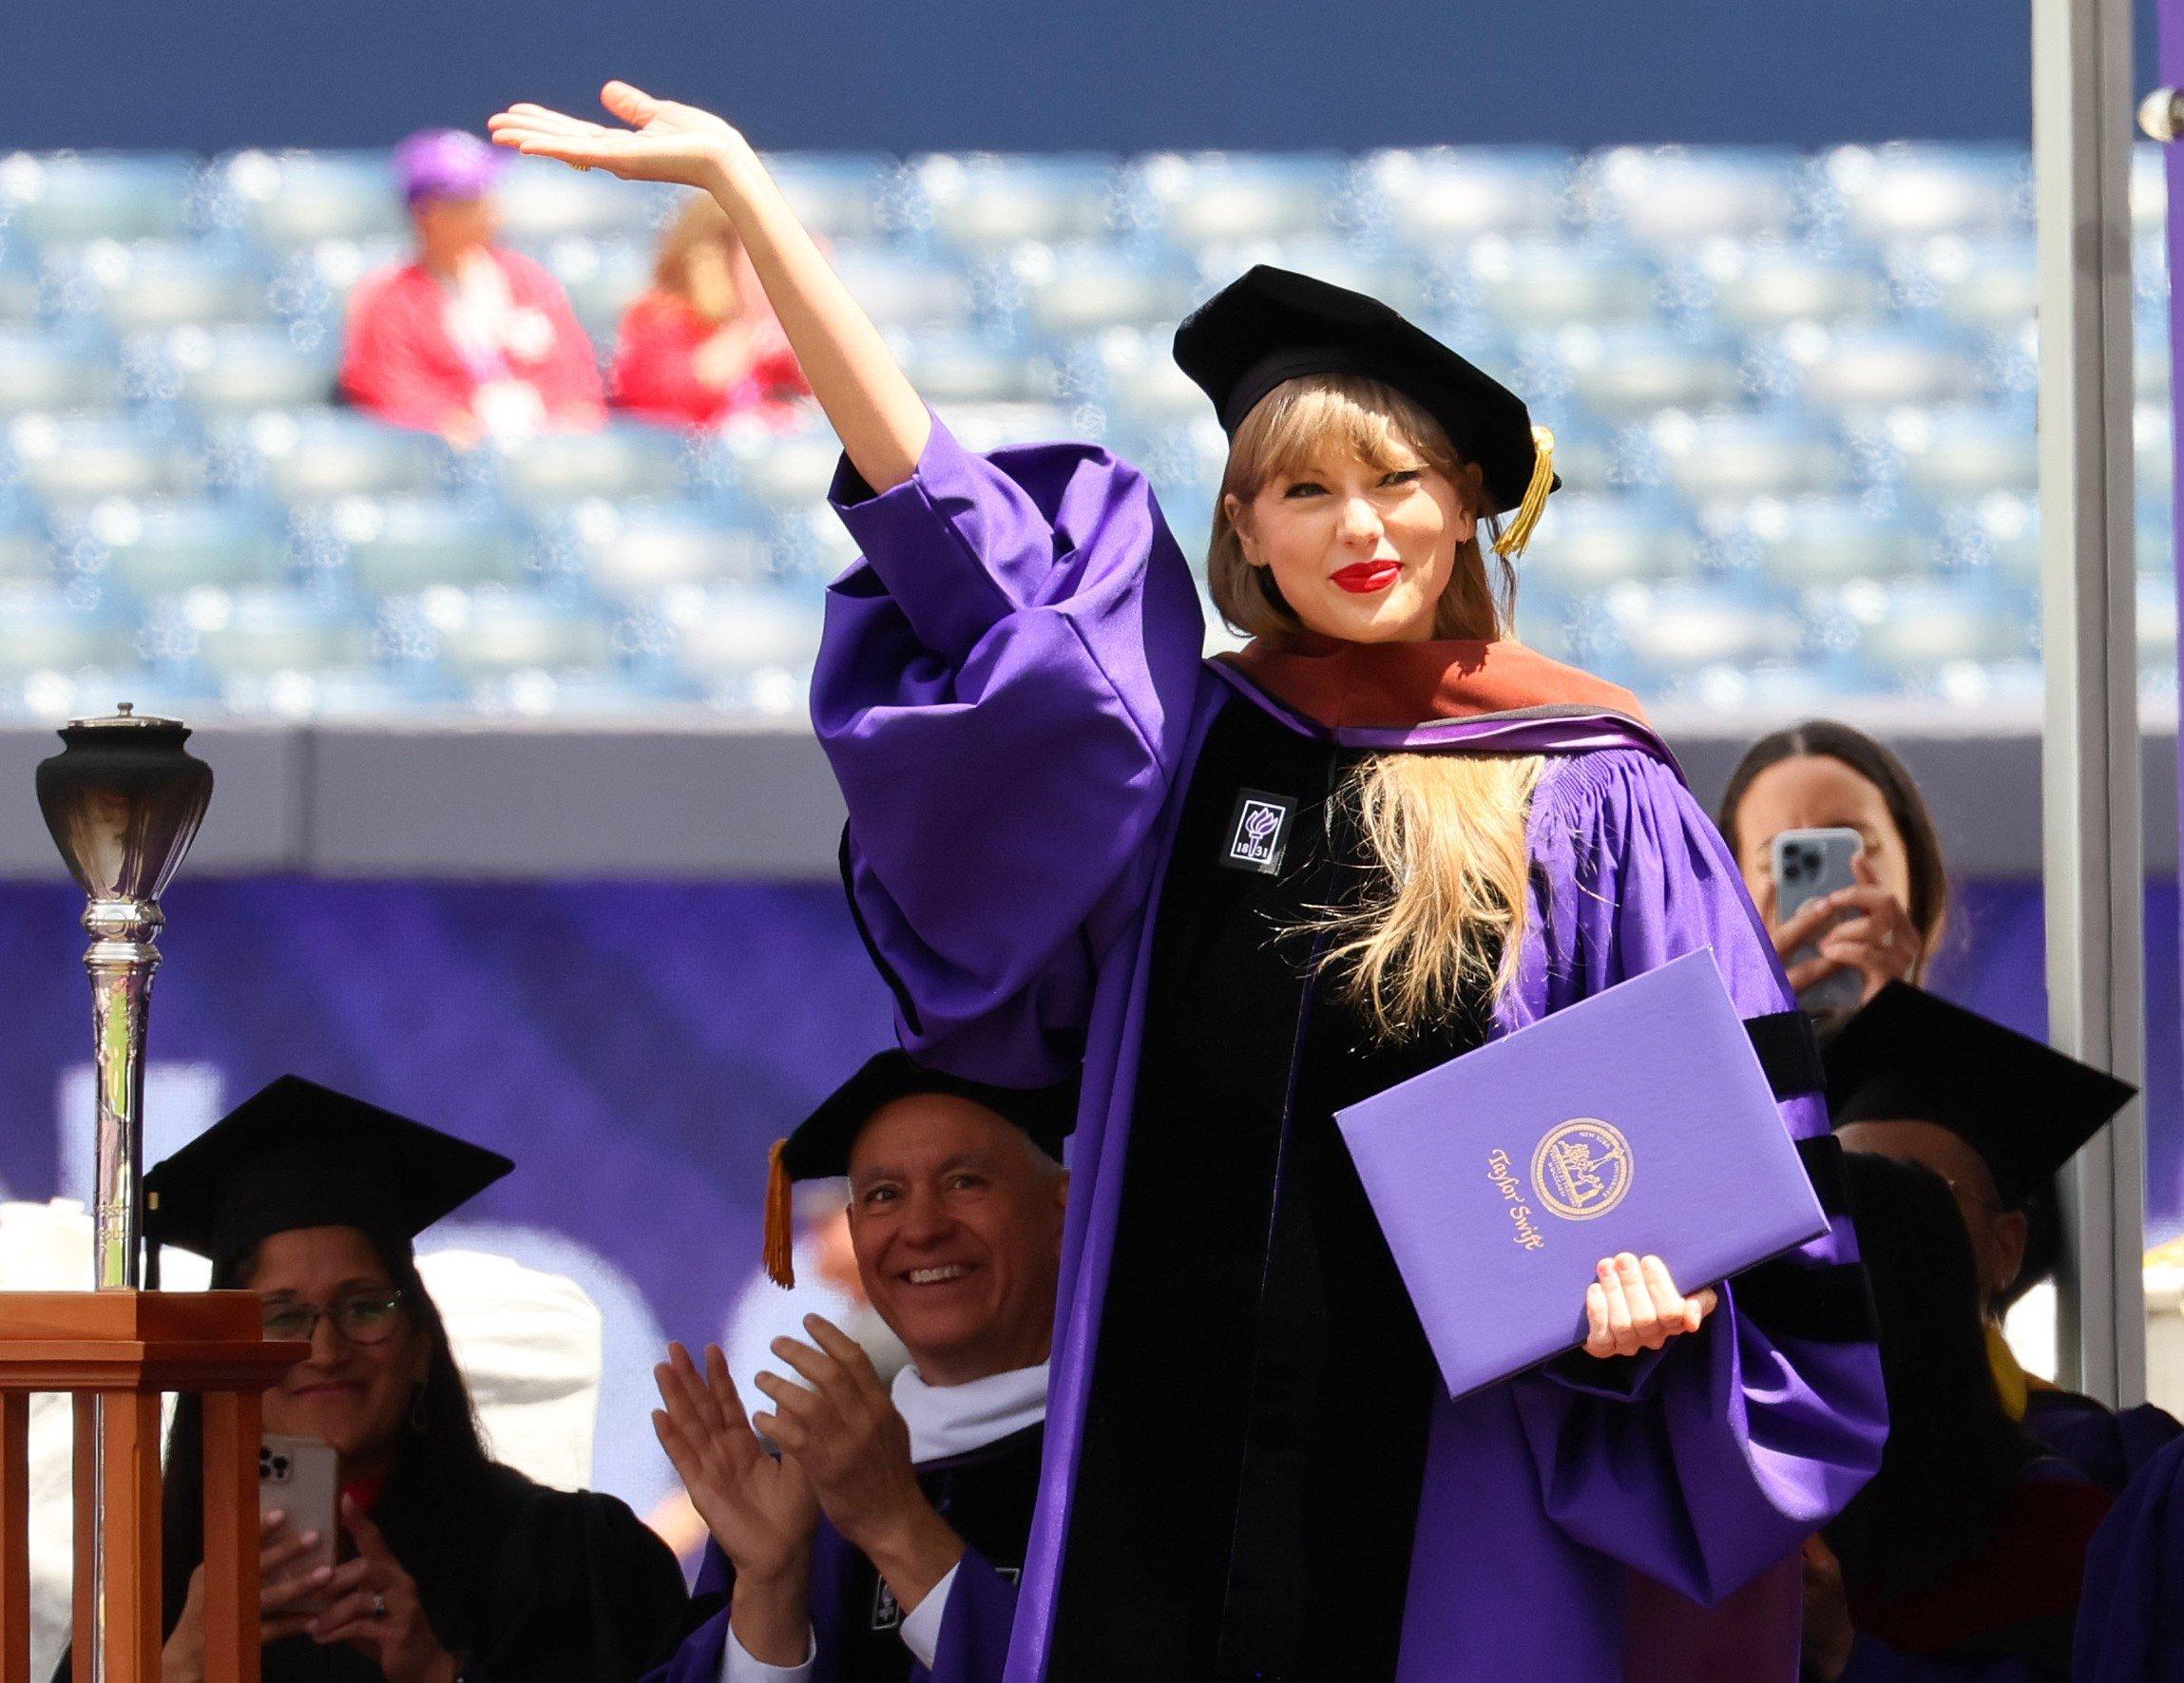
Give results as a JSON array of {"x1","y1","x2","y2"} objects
[
  {"x1": 489, "y1": 84, "x2": 1887, "y2": 1681},
  {"x1": 62, "y1": 1076, "x2": 690, "y2": 1683}
]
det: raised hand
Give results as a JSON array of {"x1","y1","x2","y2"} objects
[
  {"x1": 1581, "y1": 1253, "x2": 1717, "y2": 1360},
  {"x1": 487, "y1": 82, "x2": 746, "y2": 187},
  {"x1": 754, "y1": 1315, "x2": 964, "y2": 1615},
  {"x1": 652, "y1": 1341, "x2": 818, "y2": 1585}
]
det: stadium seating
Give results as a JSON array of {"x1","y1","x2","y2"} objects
[{"x1": 0, "y1": 140, "x2": 2169, "y2": 717}]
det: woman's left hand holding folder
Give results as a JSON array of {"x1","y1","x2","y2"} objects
[{"x1": 1581, "y1": 1253, "x2": 1717, "y2": 1359}]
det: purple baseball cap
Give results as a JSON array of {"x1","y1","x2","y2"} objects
[{"x1": 393, "y1": 128, "x2": 508, "y2": 205}]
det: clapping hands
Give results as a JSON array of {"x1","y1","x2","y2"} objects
[{"x1": 653, "y1": 1342, "x2": 820, "y2": 1586}]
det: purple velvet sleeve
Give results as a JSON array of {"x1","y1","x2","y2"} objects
[
  {"x1": 810, "y1": 411, "x2": 1207, "y2": 1085},
  {"x1": 1504, "y1": 748, "x2": 1887, "y2": 1604},
  {"x1": 926, "y1": 1549, "x2": 1019, "y2": 1683},
  {"x1": 2075, "y1": 1430, "x2": 2184, "y2": 1681}
]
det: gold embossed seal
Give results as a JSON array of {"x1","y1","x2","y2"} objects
[{"x1": 1530, "y1": 1119, "x2": 1633, "y2": 1220}]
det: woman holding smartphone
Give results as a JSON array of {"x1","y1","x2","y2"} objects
[
  {"x1": 59, "y1": 1076, "x2": 689, "y2": 1683},
  {"x1": 1716, "y1": 719, "x2": 1946, "y2": 1017},
  {"x1": 489, "y1": 84, "x2": 1886, "y2": 1680}
]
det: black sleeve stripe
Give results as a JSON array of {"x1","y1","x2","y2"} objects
[
  {"x1": 1744, "y1": 1009, "x2": 1827, "y2": 1100},
  {"x1": 1731, "y1": 1256, "x2": 1878, "y2": 1345},
  {"x1": 839, "y1": 823, "x2": 925, "y2": 1039},
  {"x1": 1797, "y1": 1134, "x2": 1852, "y2": 1219}
]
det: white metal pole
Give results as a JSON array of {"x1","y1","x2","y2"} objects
[{"x1": 2034, "y1": 0, "x2": 2147, "y2": 1406}]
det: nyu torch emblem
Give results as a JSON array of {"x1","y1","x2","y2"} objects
[
  {"x1": 1530, "y1": 1119, "x2": 1634, "y2": 1220},
  {"x1": 1222, "y1": 790, "x2": 1296, "y2": 876}
]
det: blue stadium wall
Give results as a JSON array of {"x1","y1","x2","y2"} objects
[{"x1": 6, "y1": 0, "x2": 2154, "y2": 155}]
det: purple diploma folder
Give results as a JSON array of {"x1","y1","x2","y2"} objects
[{"x1": 1335, "y1": 947, "x2": 1829, "y2": 1400}]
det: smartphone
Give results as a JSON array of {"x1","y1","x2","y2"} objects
[
  {"x1": 259, "y1": 1434, "x2": 339, "y2": 1589},
  {"x1": 1772, "y1": 827, "x2": 1865, "y2": 1016}
]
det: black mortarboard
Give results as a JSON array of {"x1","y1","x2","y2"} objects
[
  {"x1": 1825, "y1": 984, "x2": 2136, "y2": 1207},
  {"x1": 764, "y1": 1050, "x2": 1075, "y2": 1288},
  {"x1": 1172, "y1": 265, "x2": 1561, "y2": 556},
  {"x1": 144, "y1": 1074, "x2": 513, "y2": 1267}
]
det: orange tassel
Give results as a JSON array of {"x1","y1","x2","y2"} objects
[{"x1": 763, "y1": 1138, "x2": 796, "y2": 1289}]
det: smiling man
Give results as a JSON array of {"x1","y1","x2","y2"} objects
[{"x1": 644, "y1": 1051, "x2": 1072, "y2": 1683}]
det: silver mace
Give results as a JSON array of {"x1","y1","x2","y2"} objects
[{"x1": 35, "y1": 701, "x2": 213, "y2": 1681}]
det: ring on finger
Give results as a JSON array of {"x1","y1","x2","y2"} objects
[{"x1": 372, "y1": 1592, "x2": 388, "y2": 1619}]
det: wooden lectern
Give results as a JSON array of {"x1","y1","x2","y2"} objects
[{"x1": 0, "y1": 1292, "x2": 304, "y2": 1683}]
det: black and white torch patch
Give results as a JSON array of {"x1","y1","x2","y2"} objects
[{"x1": 1221, "y1": 790, "x2": 1296, "y2": 876}]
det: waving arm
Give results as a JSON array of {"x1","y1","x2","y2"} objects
[{"x1": 489, "y1": 82, "x2": 929, "y2": 489}]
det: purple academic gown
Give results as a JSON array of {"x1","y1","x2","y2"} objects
[
  {"x1": 2073, "y1": 1430, "x2": 2184, "y2": 1682},
  {"x1": 645, "y1": 1535, "x2": 1018, "y2": 1683},
  {"x1": 811, "y1": 412, "x2": 1887, "y2": 1681}
]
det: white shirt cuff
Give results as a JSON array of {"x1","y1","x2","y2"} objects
[
  {"x1": 898, "y1": 1562, "x2": 960, "y2": 1670},
  {"x1": 720, "y1": 1621, "x2": 816, "y2": 1683}
]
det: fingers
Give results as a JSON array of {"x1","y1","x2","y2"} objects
[
  {"x1": 1582, "y1": 1280, "x2": 1616, "y2": 1357},
  {"x1": 489, "y1": 105, "x2": 612, "y2": 139},
  {"x1": 338, "y1": 1494, "x2": 393, "y2": 1562},
  {"x1": 751, "y1": 1368, "x2": 821, "y2": 1425},
  {"x1": 307, "y1": 1588, "x2": 378, "y2": 1641},
  {"x1": 259, "y1": 1523, "x2": 319, "y2": 1575},
  {"x1": 1584, "y1": 1256, "x2": 1714, "y2": 1358},
  {"x1": 1772, "y1": 895, "x2": 1841, "y2": 952},
  {"x1": 661, "y1": 1342, "x2": 729, "y2": 1437},
  {"x1": 802, "y1": 1315, "x2": 887, "y2": 1398},
  {"x1": 1590, "y1": 1258, "x2": 1636, "y2": 1356},
  {"x1": 601, "y1": 80, "x2": 660, "y2": 124},
  {"x1": 703, "y1": 1343, "x2": 755, "y2": 1435},
  {"x1": 1786, "y1": 953, "x2": 1847, "y2": 993},
  {"x1": 260, "y1": 1560, "x2": 335, "y2": 1616},
  {"x1": 764, "y1": 1336, "x2": 838, "y2": 1391},
  {"x1": 751, "y1": 1406, "x2": 808, "y2": 1452}
]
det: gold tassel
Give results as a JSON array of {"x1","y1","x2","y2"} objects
[
  {"x1": 763, "y1": 1138, "x2": 796, "y2": 1289},
  {"x1": 1492, "y1": 425, "x2": 1557, "y2": 560}
]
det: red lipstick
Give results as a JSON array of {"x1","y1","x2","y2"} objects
[{"x1": 1331, "y1": 562, "x2": 1401, "y2": 594}]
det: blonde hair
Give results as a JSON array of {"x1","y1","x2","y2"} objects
[
  {"x1": 653, "y1": 195, "x2": 745, "y2": 324},
  {"x1": 1209, "y1": 373, "x2": 1544, "y2": 1039}
]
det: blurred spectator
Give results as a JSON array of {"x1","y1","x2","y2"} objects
[
  {"x1": 339, "y1": 129, "x2": 604, "y2": 446},
  {"x1": 608, "y1": 194, "x2": 810, "y2": 430},
  {"x1": 1826, "y1": 985, "x2": 2180, "y2": 1496},
  {"x1": 1801, "y1": 1152, "x2": 2110, "y2": 1681},
  {"x1": 1717, "y1": 719, "x2": 1946, "y2": 1022}
]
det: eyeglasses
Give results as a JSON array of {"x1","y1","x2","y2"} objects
[{"x1": 261, "y1": 1288, "x2": 407, "y2": 1346}]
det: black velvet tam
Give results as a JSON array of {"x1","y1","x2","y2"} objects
[
  {"x1": 144, "y1": 1074, "x2": 512, "y2": 1263},
  {"x1": 781, "y1": 1049, "x2": 1076, "y2": 1183},
  {"x1": 1172, "y1": 264, "x2": 1558, "y2": 516},
  {"x1": 1825, "y1": 984, "x2": 2135, "y2": 1206}
]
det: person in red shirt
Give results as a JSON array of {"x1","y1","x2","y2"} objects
[
  {"x1": 609, "y1": 193, "x2": 810, "y2": 430},
  {"x1": 339, "y1": 128, "x2": 605, "y2": 447}
]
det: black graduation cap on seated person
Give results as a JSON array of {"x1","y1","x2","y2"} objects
[
  {"x1": 1172, "y1": 264, "x2": 1561, "y2": 559},
  {"x1": 1824, "y1": 983, "x2": 2135, "y2": 1208},
  {"x1": 764, "y1": 1049, "x2": 1076, "y2": 1290},
  {"x1": 144, "y1": 1074, "x2": 513, "y2": 1270}
]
